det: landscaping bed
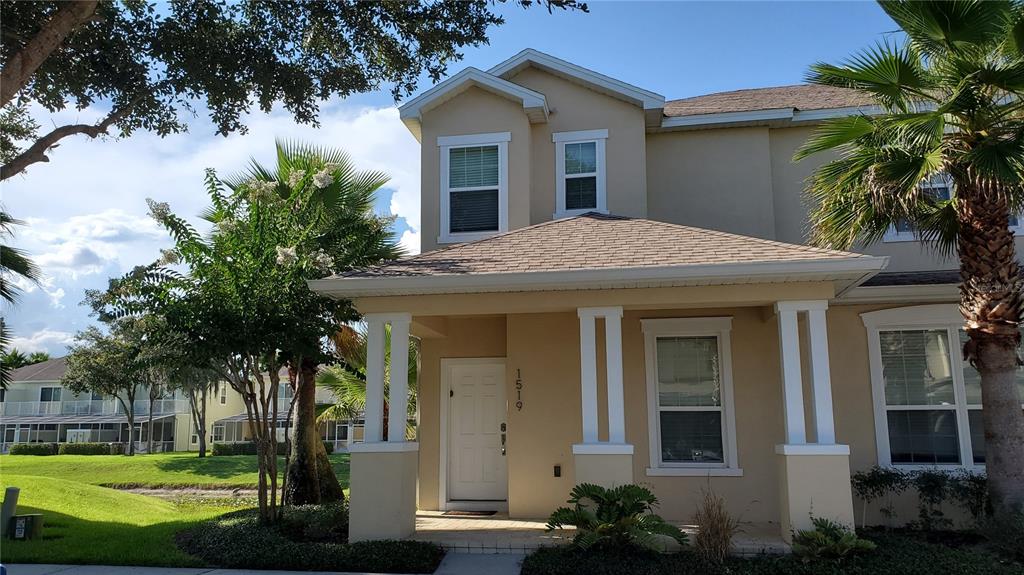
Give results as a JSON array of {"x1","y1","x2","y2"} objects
[
  {"x1": 521, "y1": 532, "x2": 1023, "y2": 575},
  {"x1": 177, "y1": 505, "x2": 444, "y2": 573}
]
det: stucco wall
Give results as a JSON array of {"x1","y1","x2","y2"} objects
[
  {"x1": 419, "y1": 87, "x2": 533, "y2": 253},
  {"x1": 507, "y1": 67, "x2": 648, "y2": 223}
]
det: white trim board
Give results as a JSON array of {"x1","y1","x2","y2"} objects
[{"x1": 438, "y1": 357, "x2": 508, "y2": 512}]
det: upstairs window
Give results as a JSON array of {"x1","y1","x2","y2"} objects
[
  {"x1": 553, "y1": 129, "x2": 607, "y2": 218},
  {"x1": 438, "y1": 132, "x2": 509, "y2": 243},
  {"x1": 884, "y1": 173, "x2": 1023, "y2": 242},
  {"x1": 40, "y1": 387, "x2": 62, "y2": 402}
]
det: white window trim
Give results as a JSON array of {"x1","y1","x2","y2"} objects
[
  {"x1": 40, "y1": 386, "x2": 61, "y2": 402},
  {"x1": 553, "y1": 129, "x2": 607, "y2": 219},
  {"x1": 642, "y1": 317, "x2": 741, "y2": 477},
  {"x1": 861, "y1": 304, "x2": 1023, "y2": 472},
  {"x1": 438, "y1": 132, "x2": 510, "y2": 244}
]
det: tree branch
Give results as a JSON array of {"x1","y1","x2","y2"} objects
[
  {"x1": 1, "y1": 1, "x2": 99, "y2": 108},
  {"x1": 0, "y1": 97, "x2": 136, "y2": 181}
]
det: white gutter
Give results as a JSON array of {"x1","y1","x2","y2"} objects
[{"x1": 309, "y1": 256, "x2": 889, "y2": 298}]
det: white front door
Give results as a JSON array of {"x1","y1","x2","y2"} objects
[{"x1": 446, "y1": 360, "x2": 508, "y2": 502}]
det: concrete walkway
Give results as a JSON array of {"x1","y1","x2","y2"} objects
[{"x1": 3, "y1": 555, "x2": 525, "y2": 575}]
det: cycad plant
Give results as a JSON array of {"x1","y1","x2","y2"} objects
[
  {"x1": 317, "y1": 323, "x2": 419, "y2": 441},
  {"x1": 797, "y1": 0, "x2": 1024, "y2": 514},
  {"x1": 546, "y1": 483, "x2": 688, "y2": 551}
]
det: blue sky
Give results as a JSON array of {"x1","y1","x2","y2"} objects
[{"x1": 2, "y1": 1, "x2": 897, "y2": 355}]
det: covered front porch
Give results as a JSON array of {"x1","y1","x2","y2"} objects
[{"x1": 308, "y1": 213, "x2": 889, "y2": 546}]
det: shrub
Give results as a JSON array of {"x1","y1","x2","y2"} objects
[
  {"x1": 981, "y1": 508, "x2": 1024, "y2": 562},
  {"x1": 179, "y1": 507, "x2": 443, "y2": 573},
  {"x1": 211, "y1": 442, "x2": 287, "y2": 456},
  {"x1": 109, "y1": 442, "x2": 126, "y2": 455},
  {"x1": 546, "y1": 483, "x2": 687, "y2": 551},
  {"x1": 850, "y1": 466, "x2": 909, "y2": 527},
  {"x1": 948, "y1": 470, "x2": 989, "y2": 524},
  {"x1": 791, "y1": 517, "x2": 876, "y2": 562},
  {"x1": 692, "y1": 487, "x2": 741, "y2": 565},
  {"x1": 322, "y1": 440, "x2": 335, "y2": 454},
  {"x1": 58, "y1": 442, "x2": 114, "y2": 455},
  {"x1": 910, "y1": 470, "x2": 952, "y2": 531},
  {"x1": 279, "y1": 501, "x2": 348, "y2": 543},
  {"x1": 8, "y1": 443, "x2": 57, "y2": 455}
]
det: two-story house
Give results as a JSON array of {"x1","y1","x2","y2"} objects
[
  {"x1": 309, "y1": 49, "x2": 1024, "y2": 543},
  {"x1": 3, "y1": 358, "x2": 363, "y2": 453}
]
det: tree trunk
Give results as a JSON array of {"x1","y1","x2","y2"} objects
[
  {"x1": 147, "y1": 396, "x2": 154, "y2": 454},
  {"x1": 197, "y1": 387, "x2": 207, "y2": 458},
  {"x1": 285, "y1": 358, "x2": 343, "y2": 505},
  {"x1": 956, "y1": 171, "x2": 1024, "y2": 515},
  {"x1": 0, "y1": 1, "x2": 98, "y2": 108}
]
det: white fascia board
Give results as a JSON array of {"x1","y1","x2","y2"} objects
[
  {"x1": 398, "y1": 67, "x2": 548, "y2": 138},
  {"x1": 837, "y1": 283, "x2": 958, "y2": 305},
  {"x1": 659, "y1": 108, "x2": 794, "y2": 130},
  {"x1": 488, "y1": 48, "x2": 665, "y2": 110},
  {"x1": 308, "y1": 256, "x2": 889, "y2": 298},
  {"x1": 791, "y1": 105, "x2": 885, "y2": 123}
]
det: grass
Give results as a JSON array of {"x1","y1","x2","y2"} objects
[
  {"x1": 0, "y1": 451, "x2": 350, "y2": 489},
  {"x1": 0, "y1": 452, "x2": 352, "y2": 566},
  {"x1": 0, "y1": 473, "x2": 248, "y2": 566}
]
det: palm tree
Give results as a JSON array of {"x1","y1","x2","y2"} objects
[
  {"x1": 317, "y1": 324, "x2": 419, "y2": 441},
  {"x1": 1, "y1": 208, "x2": 41, "y2": 389},
  {"x1": 797, "y1": 0, "x2": 1024, "y2": 514}
]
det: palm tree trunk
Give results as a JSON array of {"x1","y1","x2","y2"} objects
[
  {"x1": 956, "y1": 171, "x2": 1024, "y2": 514},
  {"x1": 285, "y1": 358, "x2": 343, "y2": 505}
]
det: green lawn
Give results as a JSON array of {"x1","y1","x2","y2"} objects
[
  {"x1": 0, "y1": 452, "x2": 351, "y2": 566},
  {"x1": 0, "y1": 451, "x2": 350, "y2": 488}
]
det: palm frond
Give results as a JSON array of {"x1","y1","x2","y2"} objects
[
  {"x1": 879, "y1": 0, "x2": 1012, "y2": 56},
  {"x1": 807, "y1": 41, "x2": 935, "y2": 111}
]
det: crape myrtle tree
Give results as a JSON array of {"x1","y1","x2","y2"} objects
[
  {"x1": 115, "y1": 142, "x2": 400, "y2": 520},
  {"x1": 0, "y1": 0, "x2": 587, "y2": 181},
  {"x1": 798, "y1": 0, "x2": 1024, "y2": 514},
  {"x1": 62, "y1": 318, "x2": 151, "y2": 455}
]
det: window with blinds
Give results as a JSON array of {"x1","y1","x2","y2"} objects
[{"x1": 448, "y1": 145, "x2": 500, "y2": 234}]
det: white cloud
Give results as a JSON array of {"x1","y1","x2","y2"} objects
[
  {"x1": 2, "y1": 98, "x2": 422, "y2": 356},
  {"x1": 399, "y1": 229, "x2": 422, "y2": 256},
  {"x1": 8, "y1": 330, "x2": 76, "y2": 354}
]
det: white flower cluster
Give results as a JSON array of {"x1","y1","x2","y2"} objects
[
  {"x1": 287, "y1": 169, "x2": 306, "y2": 189},
  {"x1": 312, "y1": 168, "x2": 333, "y2": 189},
  {"x1": 311, "y1": 249, "x2": 333, "y2": 273},
  {"x1": 146, "y1": 198, "x2": 170, "y2": 220},
  {"x1": 156, "y1": 249, "x2": 181, "y2": 266},
  {"x1": 247, "y1": 179, "x2": 279, "y2": 203},
  {"x1": 276, "y1": 245, "x2": 298, "y2": 266},
  {"x1": 217, "y1": 218, "x2": 239, "y2": 234}
]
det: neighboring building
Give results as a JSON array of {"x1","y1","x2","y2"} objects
[
  {"x1": 2, "y1": 359, "x2": 362, "y2": 452},
  {"x1": 309, "y1": 49, "x2": 1024, "y2": 543},
  {"x1": 1, "y1": 357, "x2": 244, "y2": 453}
]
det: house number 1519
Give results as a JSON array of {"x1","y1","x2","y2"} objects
[{"x1": 515, "y1": 368, "x2": 523, "y2": 411}]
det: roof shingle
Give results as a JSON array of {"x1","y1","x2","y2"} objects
[
  {"x1": 664, "y1": 85, "x2": 873, "y2": 118},
  {"x1": 9, "y1": 357, "x2": 67, "y2": 383},
  {"x1": 342, "y1": 213, "x2": 869, "y2": 279}
]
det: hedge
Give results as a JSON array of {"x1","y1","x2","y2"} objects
[
  {"x1": 178, "y1": 505, "x2": 443, "y2": 573},
  {"x1": 8, "y1": 443, "x2": 58, "y2": 456},
  {"x1": 58, "y1": 442, "x2": 120, "y2": 455},
  {"x1": 211, "y1": 442, "x2": 287, "y2": 456},
  {"x1": 322, "y1": 440, "x2": 334, "y2": 454}
]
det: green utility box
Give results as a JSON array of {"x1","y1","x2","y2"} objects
[{"x1": 8, "y1": 513, "x2": 43, "y2": 540}]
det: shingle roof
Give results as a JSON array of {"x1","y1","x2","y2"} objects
[
  {"x1": 342, "y1": 213, "x2": 870, "y2": 279},
  {"x1": 9, "y1": 357, "x2": 67, "y2": 383},
  {"x1": 861, "y1": 270, "x2": 961, "y2": 287},
  {"x1": 664, "y1": 85, "x2": 873, "y2": 118}
]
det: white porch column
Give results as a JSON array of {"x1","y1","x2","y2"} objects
[
  {"x1": 349, "y1": 312, "x2": 418, "y2": 543},
  {"x1": 774, "y1": 302, "x2": 807, "y2": 445},
  {"x1": 805, "y1": 303, "x2": 837, "y2": 444},
  {"x1": 604, "y1": 308, "x2": 625, "y2": 444},
  {"x1": 388, "y1": 315, "x2": 412, "y2": 442},
  {"x1": 363, "y1": 315, "x2": 386, "y2": 443},
  {"x1": 574, "y1": 306, "x2": 632, "y2": 488},
  {"x1": 577, "y1": 309, "x2": 599, "y2": 444},
  {"x1": 773, "y1": 300, "x2": 854, "y2": 542}
]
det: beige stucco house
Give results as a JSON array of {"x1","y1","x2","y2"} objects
[{"x1": 310, "y1": 49, "x2": 1024, "y2": 543}]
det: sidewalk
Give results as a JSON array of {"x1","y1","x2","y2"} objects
[{"x1": 4, "y1": 554, "x2": 525, "y2": 575}]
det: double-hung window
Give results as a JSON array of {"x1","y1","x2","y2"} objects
[
  {"x1": 40, "y1": 387, "x2": 62, "y2": 402},
  {"x1": 219, "y1": 382, "x2": 227, "y2": 405},
  {"x1": 863, "y1": 304, "x2": 1024, "y2": 469},
  {"x1": 884, "y1": 173, "x2": 1024, "y2": 241},
  {"x1": 553, "y1": 129, "x2": 607, "y2": 218},
  {"x1": 438, "y1": 132, "x2": 509, "y2": 243},
  {"x1": 642, "y1": 317, "x2": 741, "y2": 476}
]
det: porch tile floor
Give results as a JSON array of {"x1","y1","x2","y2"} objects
[{"x1": 413, "y1": 512, "x2": 790, "y2": 556}]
